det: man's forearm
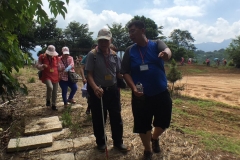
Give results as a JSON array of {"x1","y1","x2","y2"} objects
[{"x1": 123, "y1": 74, "x2": 137, "y2": 91}]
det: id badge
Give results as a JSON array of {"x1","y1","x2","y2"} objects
[
  {"x1": 105, "y1": 74, "x2": 112, "y2": 80},
  {"x1": 50, "y1": 69, "x2": 54, "y2": 72},
  {"x1": 140, "y1": 64, "x2": 149, "y2": 71}
]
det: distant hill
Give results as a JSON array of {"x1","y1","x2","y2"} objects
[{"x1": 195, "y1": 39, "x2": 232, "y2": 52}]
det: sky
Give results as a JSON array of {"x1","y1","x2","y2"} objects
[{"x1": 42, "y1": 0, "x2": 240, "y2": 44}]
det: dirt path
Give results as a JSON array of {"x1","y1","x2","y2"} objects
[{"x1": 177, "y1": 73, "x2": 240, "y2": 106}]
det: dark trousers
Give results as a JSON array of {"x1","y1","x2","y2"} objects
[
  {"x1": 88, "y1": 84, "x2": 123, "y2": 146},
  {"x1": 59, "y1": 79, "x2": 78, "y2": 105}
]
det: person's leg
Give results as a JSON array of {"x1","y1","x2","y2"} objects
[
  {"x1": 106, "y1": 88, "x2": 123, "y2": 146},
  {"x1": 151, "y1": 90, "x2": 172, "y2": 153},
  {"x1": 132, "y1": 93, "x2": 153, "y2": 153},
  {"x1": 44, "y1": 80, "x2": 53, "y2": 106},
  {"x1": 89, "y1": 87, "x2": 107, "y2": 150},
  {"x1": 67, "y1": 80, "x2": 78, "y2": 101},
  {"x1": 59, "y1": 80, "x2": 68, "y2": 105},
  {"x1": 52, "y1": 82, "x2": 58, "y2": 106},
  {"x1": 139, "y1": 131, "x2": 152, "y2": 151},
  {"x1": 86, "y1": 95, "x2": 91, "y2": 114}
]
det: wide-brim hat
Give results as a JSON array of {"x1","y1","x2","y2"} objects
[
  {"x1": 46, "y1": 45, "x2": 58, "y2": 56},
  {"x1": 62, "y1": 46, "x2": 70, "y2": 54}
]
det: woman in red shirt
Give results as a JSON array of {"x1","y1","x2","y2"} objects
[{"x1": 36, "y1": 45, "x2": 59, "y2": 111}]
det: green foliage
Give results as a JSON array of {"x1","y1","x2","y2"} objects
[
  {"x1": 64, "y1": 21, "x2": 93, "y2": 50},
  {"x1": 28, "y1": 77, "x2": 36, "y2": 83},
  {"x1": 61, "y1": 108, "x2": 72, "y2": 127},
  {"x1": 195, "y1": 49, "x2": 228, "y2": 64},
  {"x1": 0, "y1": 0, "x2": 68, "y2": 100},
  {"x1": 228, "y1": 61, "x2": 234, "y2": 66},
  {"x1": 226, "y1": 35, "x2": 240, "y2": 67},
  {"x1": 167, "y1": 59, "x2": 182, "y2": 95},
  {"x1": 126, "y1": 15, "x2": 165, "y2": 40},
  {"x1": 107, "y1": 23, "x2": 132, "y2": 51},
  {"x1": 168, "y1": 29, "x2": 196, "y2": 61}
]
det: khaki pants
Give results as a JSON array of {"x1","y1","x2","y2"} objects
[{"x1": 44, "y1": 80, "x2": 58, "y2": 106}]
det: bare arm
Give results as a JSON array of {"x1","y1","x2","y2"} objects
[
  {"x1": 123, "y1": 74, "x2": 143, "y2": 97},
  {"x1": 158, "y1": 48, "x2": 172, "y2": 61},
  {"x1": 80, "y1": 64, "x2": 87, "y2": 84}
]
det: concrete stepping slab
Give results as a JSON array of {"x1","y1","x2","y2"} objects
[
  {"x1": 42, "y1": 153, "x2": 75, "y2": 160},
  {"x1": 7, "y1": 134, "x2": 52, "y2": 152},
  {"x1": 42, "y1": 139, "x2": 73, "y2": 152},
  {"x1": 52, "y1": 128, "x2": 71, "y2": 139},
  {"x1": 73, "y1": 137, "x2": 92, "y2": 148},
  {"x1": 24, "y1": 116, "x2": 62, "y2": 136}
]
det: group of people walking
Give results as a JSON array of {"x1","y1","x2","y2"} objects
[
  {"x1": 36, "y1": 20, "x2": 173, "y2": 160},
  {"x1": 36, "y1": 45, "x2": 78, "y2": 110}
]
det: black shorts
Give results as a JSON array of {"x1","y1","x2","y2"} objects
[{"x1": 132, "y1": 90, "x2": 172, "y2": 134}]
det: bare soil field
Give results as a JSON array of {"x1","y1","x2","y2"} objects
[{"x1": 177, "y1": 74, "x2": 240, "y2": 107}]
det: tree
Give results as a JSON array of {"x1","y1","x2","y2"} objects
[
  {"x1": 34, "y1": 18, "x2": 60, "y2": 48},
  {"x1": 169, "y1": 29, "x2": 196, "y2": 61},
  {"x1": 107, "y1": 23, "x2": 132, "y2": 51},
  {"x1": 167, "y1": 59, "x2": 182, "y2": 96},
  {"x1": 226, "y1": 35, "x2": 240, "y2": 67},
  {"x1": 64, "y1": 21, "x2": 93, "y2": 49},
  {"x1": 0, "y1": 0, "x2": 68, "y2": 100},
  {"x1": 126, "y1": 15, "x2": 166, "y2": 40}
]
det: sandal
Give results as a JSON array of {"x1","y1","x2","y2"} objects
[{"x1": 67, "y1": 99, "x2": 76, "y2": 104}]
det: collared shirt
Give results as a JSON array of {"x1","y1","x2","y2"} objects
[
  {"x1": 58, "y1": 56, "x2": 75, "y2": 81},
  {"x1": 85, "y1": 49, "x2": 121, "y2": 87}
]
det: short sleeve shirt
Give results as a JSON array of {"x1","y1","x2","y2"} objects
[
  {"x1": 85, "y1": 49, "x2": 120, "y2": 87},
  {"x1": 121, "y1": 39, "x2": 168, "y2": 96}
]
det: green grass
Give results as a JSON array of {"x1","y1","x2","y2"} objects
[
  {"x1": 172, "y1": 107, "x2": 190, "y2": 117},
  {"x1": 28, "y1": 77, "x2": 36, "y2": 83},
  {"x1": 182, "y1": 128, "x2": 240, "y2": 155},
  {"x1": 173, "y1": 98, "x2": 184, "y2": 105},
  {"x1": 61, "y1": 108, "x2": 72, "y2": 127},
  {"x1": 186, "y1": 68, "x2": 206, "y2": 73}
]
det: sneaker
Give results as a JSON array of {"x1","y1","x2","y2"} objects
[
  {"x1": 97, "y1": 144, "x2": 106, "y2": 152},
  {"x1": 151, "y1": 138, "x2": 160, "y2": 153},
  {"x1": 46, "y1": 100, "x2": 50, "y2": 106},
  {"x1": 51, "y1": 105, "x2": 58, "y2": 111},
  {"x1": 67, "y1": 99, "x2": 76, "y2": 104},
  {"x1": 114, "y1": 144, "x2": 130, "y2": 152},
  {"x1": 143, "y1": 151, "x2": 153, "y2": 160}
]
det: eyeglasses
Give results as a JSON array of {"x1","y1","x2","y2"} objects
[{"x1": 128, "y1": 29, "x2": 139, "y2": 35}]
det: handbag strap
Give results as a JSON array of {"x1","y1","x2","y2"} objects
[{"x1": 61, "y1": 58, "x2": 68, "y2": 68}]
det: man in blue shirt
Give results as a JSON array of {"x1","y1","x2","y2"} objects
[{"x1": 121, "y1": 20, "x2": 172, "y2": 160}]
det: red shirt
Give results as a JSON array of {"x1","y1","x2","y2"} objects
[{"x1": 38, "y1": 54, "x2": 59, "y2": 83}]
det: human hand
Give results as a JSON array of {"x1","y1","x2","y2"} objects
[
  {"x1": 64, "y1": 65, "x2": 72, "y2": 72},
  {"x1": 42, "y1": 64, "x2": 48, "y2": 68},
  {"x1": 82, "y1": 78, "x2": 87, "y2": 84},
  {"x1": 133, "y1": 89, "x2": 144, "y2": 97},
  {"x1": 158, "y1": 51, "x2": 169, "y2": 61},
  {"x1": 94, "y1": 86, "x2": 104, "y2": 98}
]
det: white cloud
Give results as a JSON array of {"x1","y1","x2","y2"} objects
[
  {"x1": 153, "y1": 0, "x2": 167, "y2": 5},
  {"x1": 43, "y1": 0, "x2": 132, "y2": 38},
  {"x1": 173, "y1": 0, "x2": 218, "y2": 7},
  {"x1": 41, "y1": 0, "x2": 239, "y2": 44}
]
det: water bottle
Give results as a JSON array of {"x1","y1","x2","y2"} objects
[{"x1": 136, "y1": 82, "x2": 143, "y2": 92}]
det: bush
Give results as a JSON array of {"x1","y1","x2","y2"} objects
[
  {"x1": 228, "y1": 61, "x2": 234, "y2": 66},
  {"x1": 28, "y1": 77, "x2": 35, "y2": 83}
]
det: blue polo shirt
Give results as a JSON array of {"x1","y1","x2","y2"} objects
[{"x1": 121, "y1": 39, "x2": 168, "y2": 96}]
